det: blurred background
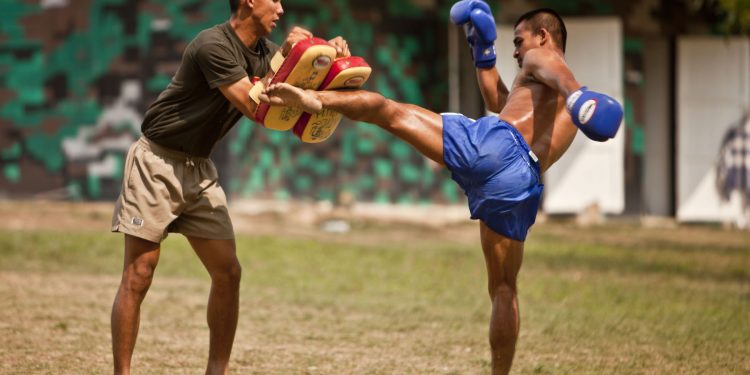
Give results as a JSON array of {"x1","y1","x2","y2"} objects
[{"x1": 1, "y1": 0, "x2": 749, "y2": 226}]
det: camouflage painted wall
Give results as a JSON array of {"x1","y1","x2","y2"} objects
[
  {"x1": 0, "y1": 0, "x2": 723, "y2": 204},
  {"x1": 0, "y1": 0, "x2": 460, "y2": 204}
]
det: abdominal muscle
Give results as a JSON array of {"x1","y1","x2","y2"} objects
[{"x1": 498, "y1": 81, "x2": 578, "y2": 172}]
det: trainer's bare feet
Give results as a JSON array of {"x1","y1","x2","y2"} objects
[{"x1": 259, "y1": 83, "x2": 322, "y2": 114}]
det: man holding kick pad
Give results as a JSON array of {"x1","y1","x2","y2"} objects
[{"x1": 109, "y1": 0, "x2": 350, "y2": 373}]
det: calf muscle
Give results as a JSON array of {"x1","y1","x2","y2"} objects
[{"x1": 314, "y1": 89, "x2": 391, "y2": 124}]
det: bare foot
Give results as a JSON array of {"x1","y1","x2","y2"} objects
[{"x1": 259, "y1": 83, "x2": 322, "y2": 114}]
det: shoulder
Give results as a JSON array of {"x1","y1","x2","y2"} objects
[
  {"x1": 193, "y1": 24, "x2": 228, "y2": 45},
  {"x1": 514, "y1": 49, "x2": 549, "y2": 82},
  {"x1": 521, "y1": 48, "x2": 557, "y2": 68},
  {"x1": 189, "y1": 25, "x2": 232, "y2": 55},
  {"x1": 519, "y1": 48, "x2": 566, "y2": 80}
]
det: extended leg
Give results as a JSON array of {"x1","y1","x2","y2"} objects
[
  {"x1": 187, "y1": 236, "x2": 241, "y2": 375},
  {"x1": 262, "y1": 83, "x2": 446, "y2": 165},
  {"x1": 111, "y1": 234, "x2": 161, "y2": 375},
  {"x1": 479, "y1": 221, "x2": 524, "y2": 375}
]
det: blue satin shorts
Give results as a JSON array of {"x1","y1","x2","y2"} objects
[{"x1": 442, "y1": 114, "x2": 543, "y2": 241}]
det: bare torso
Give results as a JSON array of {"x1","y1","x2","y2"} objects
[{"x1": 498, "y1": 74, "x2": 578, "y2": 172}]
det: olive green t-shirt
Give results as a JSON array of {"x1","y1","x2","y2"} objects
[{"x1": 141, "y1": 22, "x2": 279, "y2": 157}]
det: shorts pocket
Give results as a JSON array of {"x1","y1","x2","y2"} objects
[{"x1": 122, "y1": 143, "x2": 139, "y2": 190}]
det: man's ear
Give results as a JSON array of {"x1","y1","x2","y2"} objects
[
  {"x1": 538, "y1": 28, "x2": 551, "y2": 47},
  {"x1": 246, "y1": 0, "x2": 254, "y2": 9}
]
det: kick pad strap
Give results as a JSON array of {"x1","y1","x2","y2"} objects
[
  {"x1": 293, "y1": 56, "x2": 372, "y2": 143},
  {"x1": 252, "y1": 38, "x2": 337, "y2": 131},
  {"x1": 248, "y1": 51, "x2": 286, "y2": 104}
]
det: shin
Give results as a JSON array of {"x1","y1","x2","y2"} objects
[{"x1": 111, "y1": 235, "x2": 161, "y2": 375}]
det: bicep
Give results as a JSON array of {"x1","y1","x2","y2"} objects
[{"x1": 218, "y1": 77, "x2": 257, "y2": 119}]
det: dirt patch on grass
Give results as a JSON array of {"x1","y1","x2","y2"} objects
[
  {"x1": 0, "y1": 271, "x2": 489, "y2": 374},
  {"x1": 2, "y1": 200, "x2": 747, "y2": 251}
]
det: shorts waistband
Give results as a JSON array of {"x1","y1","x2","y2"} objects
[
  {"x1": 499, "y1": 121, "x2": 541, "y2": 175},
  {"x1": 138, "y1": 137, "x2": 208, "y2": 162}
]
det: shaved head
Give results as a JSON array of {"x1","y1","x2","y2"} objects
[{"x1": 514, "y1": 8, "x2": 567, "y2": 52}]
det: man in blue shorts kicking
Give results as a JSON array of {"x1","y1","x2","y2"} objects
[{"x1": 260, "y1": 4, "x2": 622, "y2": 374}]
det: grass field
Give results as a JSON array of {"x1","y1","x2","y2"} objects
[{"x1": 0, "y1": 202, "x2": 748, "y2": 374}]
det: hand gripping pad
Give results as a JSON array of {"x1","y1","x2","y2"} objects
[
  {"x1": 293, "y1": 56, "x2": 372, "y2": 143},
  {"x1": 253, "y1": 38, "x2": 337, "y2": 131}
]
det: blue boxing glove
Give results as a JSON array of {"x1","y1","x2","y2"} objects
[
  {"x1": 450, "y1": 0, "x2": 497, "y2": 68},
  {"x1": 565, "y1": 87, "x2": 623, "y2": 142}
]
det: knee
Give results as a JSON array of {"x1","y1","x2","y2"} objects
[
  {"x1": 124, "y1": 261, "x2": 156, "y2": 295},
  {"x1": 359, "y1": 90, "x2": 388, "y2": 111},
  {"x1": 356, "y1": 94, "x2": 392, "y2": 123},
  {"x1": 210, "y1": 260, "x2": 242, "y2": 287},
  {"x1": 382, "y1": 103, "x2": 431, "y2": 138},
  {"x1": 488, "y1": 281, "x2": 517, "y2": 302},
  {"x1": 227, "y1": 262, "x2": 243, "y2": 285}
]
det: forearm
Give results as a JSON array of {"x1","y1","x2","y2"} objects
[
  {"x1": 240, "y1": 99, "x2": 259, "y2": 120},
  {"x1": 541, "y1": 69, "x2": 580, "y2": 98},
  {"x1": 476, "y1": 67, "x2": 508, "y2": 113},
  {"x1": 219, "y1": 77, "x2": 259, "y2": 120}
]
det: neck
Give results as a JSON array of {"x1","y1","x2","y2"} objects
[
  {"x1": 542, "y1": 45, "x2": 565, "y2": 59},
  {"x1": 230, "y1": 13, "x2": 260, "y2": 48}
]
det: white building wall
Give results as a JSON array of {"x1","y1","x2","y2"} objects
[
  {"x1": 676, "y1": 37, "x2": 750, "y2": 223},
  {"x1": 497, "y1": 18, "x2": 625, "y2": 214}
]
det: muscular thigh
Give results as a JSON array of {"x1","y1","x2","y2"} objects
[
  {"x1": 480, "y1": 221, "x2": 524, "y2": 290},
  {"x1": 384, "y1": 101, "x2": 445, "y2": 165},
  {"x1": 187, "y1": 237, "x2": 239, "y2": 276}
]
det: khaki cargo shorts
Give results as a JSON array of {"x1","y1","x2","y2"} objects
[{"x1": 111, "y1": 137, "x2": 234, "y2": 243}]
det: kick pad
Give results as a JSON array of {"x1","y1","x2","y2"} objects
[
  {"x1": 293, "y1": 56, "x2": 372, "y2": 143},
  {"x1": 253, "y1": 38, "x2": 338, "y2": 131}
]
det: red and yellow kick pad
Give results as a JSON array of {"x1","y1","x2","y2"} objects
[
  {"x1": 252, "y1": 38, "x2": 337, "y2": 131},
  {"x1": 292, "y1": 56, "x2": 371, "y2": 143}
]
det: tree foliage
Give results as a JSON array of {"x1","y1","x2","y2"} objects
[{"x1": 706, "y1": 0, "x2": 750, "y2": 34}]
